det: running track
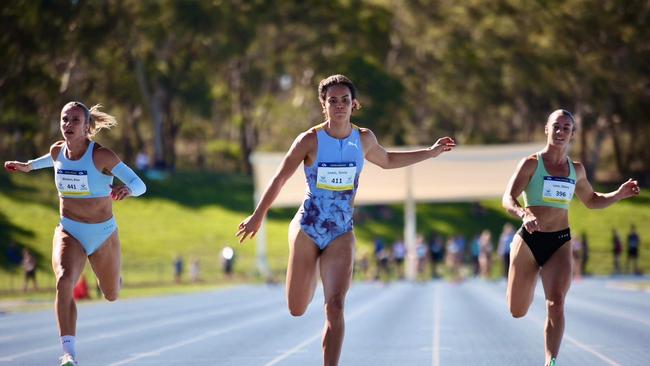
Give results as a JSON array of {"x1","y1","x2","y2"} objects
[{"x1": 1, "y1": 277, "x2": 648, "y2": 365}]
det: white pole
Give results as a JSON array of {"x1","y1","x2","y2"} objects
[
  {"x1": 404, "y1": 165, "x2": 417, "y2": 281},
  {"x1": 254, "y1": 190, "x2": 270, "y2": 279}
]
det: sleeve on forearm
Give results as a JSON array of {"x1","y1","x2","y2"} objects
[
  {"x1": 28, "y1": 153, "x2": 54, "y2": 170},
  {"x1": 111, "y1": 162, "x2": 146, "y2": 196}
]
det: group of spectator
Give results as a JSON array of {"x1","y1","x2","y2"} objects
[
  {"x1": 611, "y1": 224, "x2": 642, "y2": 275},
  {"x1": 355, "y1": 222, "x2": 643, "y2": 282}
]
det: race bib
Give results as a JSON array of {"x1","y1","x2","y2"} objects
[
  {"x1": 56, "y1": 169, "x2": 90, "y2": 196},
  {"x1": 542, "y1": 176, "x2": 575, "y2": 204},
  {"x1": 317, "y1": 162, "x2": 356, "y2": 191}
]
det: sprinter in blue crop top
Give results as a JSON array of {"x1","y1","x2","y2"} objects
[
  {"x1": 502, "y1": 109, "x2": 640, "y2": 366},
  {"x1": 236, "y1": 74, "x2": 456, "y2": 366},
  {"x1": 4, "y1": 101, "x2": 145, "y2": 366}
]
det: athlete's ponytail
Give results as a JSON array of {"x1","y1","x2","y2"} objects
[{"x1": 88, "y1": 104, "x2": 117, "y2": 137}]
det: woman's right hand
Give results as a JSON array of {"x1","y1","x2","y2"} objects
[
  {"x1": 3, "y1": 161, "x2": 31, "y2": 173},
  {"x1": 522, "y1": 212, "x2": 540, "y2": 234},
  {"x1": 236, "y1": 212, "x2": 264, "y2": 243}
]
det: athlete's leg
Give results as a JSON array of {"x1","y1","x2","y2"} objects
[
  {"x1": 540, "y1": 241, "x2": 572, "y2": 365},
  {"x1": 506, "y1": 234, "x2": 540, "y2": 317},
  {"x1": 52, "y1": 227, "x2": 87, "y2": 337},
  {"x1": 87, "y1": 231, "x2": 121, "y2": 301},
  {"x1": 286, "y1": 217, "x2": 320, "y2": 316},
  {"x1": 319, "y1": 232, "x2": 355, "y2": 366}
]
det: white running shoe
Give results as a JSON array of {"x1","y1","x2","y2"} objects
[{"x1": 59, "y1": 353, "x2": 79, "y2": 366}]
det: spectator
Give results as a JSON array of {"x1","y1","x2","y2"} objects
[
  {"x1": 478, "y1": 230, "x2": 493, "y2": 279},
  {"x1": 470, "y1": 233, "x2": 481, "y2": 277},
  {"x1": 446, "y1": 236, "x2": 463, "y2": 282},
  {"x1": 190, "y1": 258, "x2": 201, "y2": 283},
  {"x1": 581, "y1": 232, "x2": 589, "y2": 275},
  {"x1": 355, "y1": 252, "x2": 370, "y2": 280},
  {"x1": 571, "y1": 237, "x2": 583, "y2": 281},
  {"x1": 612, "y1": 229, "x2": 623, "y2": 274},
  {"x1": 392, "y1": 239, "x2": 406, "y2": 280},
  {"x1": 222, "y1": 246, "x2": 235, "y2": 278},
  {"x1": 626, "y1": 224, "x2": 641, "y2": 275},
  {"x1": 173, "y1": 255, "x2": 184, "y2": 284},
  {"x1": 497, "y1": 223, "x2": 515, "y2": 279},
  {"x1": 415, "y1": 235, "x2": 428, "y2": 279},
  {"x1": 135, "y1": 150, "x2": 150, "y2": 171},
  {"x1": 22, "y1": 248, "x2": 37, "y2": 292},
  {"x1": 376, "y1": 247, "x2": 391, "y2": 284},
  {"x1": 429, "y1": 234, "x2": 445, "y2": 279},
  {"x1": 373, "y1": 238, "x2": 385, "y2": 280}
]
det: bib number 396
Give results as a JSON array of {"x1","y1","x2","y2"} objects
[{"x1": 542, "y1": 176, "x2": 575, "y2": 204}]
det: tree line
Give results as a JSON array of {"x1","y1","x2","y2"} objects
[{"x1": 2, "y1": 0, "x2": 648, "y2": 182}]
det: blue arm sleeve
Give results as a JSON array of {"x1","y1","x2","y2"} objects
[
  {"x1": 28, "y1": 153, "x2": 54, "y2": 170},
  {"x1": 111, "y1": 162, "x2": 146, "y2": 197}
]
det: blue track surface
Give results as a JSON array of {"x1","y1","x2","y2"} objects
[{"x1": 1, "y1": 277, "x2": 648, "y2": 365}]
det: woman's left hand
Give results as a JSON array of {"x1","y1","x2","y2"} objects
[
  {"x1": 617, "y1": 178, "x2": 641, "y2": 199},
  {"x1": 429, "y1": 137, "x2": 456, "y2": 158},
  {"x1": 110, "y1": 184, "x2": 131, "y2": 201}
]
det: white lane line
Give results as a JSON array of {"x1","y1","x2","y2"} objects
[
  {"x1": 432, "y1": 283, "x2": 442, "y2": 366},
  {"x1": 481, "y1": 281, "x2": 623, "y2": 366},
  {"x1": 523, "y1": 315, "x2": 622, "y2": 366},
  {"x1": 262, "y1": 289, "x2": 390, "y2": 366},
  {"x1": 0, "y1": 296, "x2": 250, "y2": 341},
  {"x1": 0, "y1": 298, "x2": 280, "y2": 362},
  {"x1": 562, "y1": 333, "x2": 622, "y2": 366},
  {"x1": 566, "y1": 297, "x2": 650, "y2": 327},
  {"x1": 109, "y1": 310, "x2": 286, "y2": 366}
]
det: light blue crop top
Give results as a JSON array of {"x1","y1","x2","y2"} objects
[{"x1": 54, "y1": 141, "x2": 113, "y2": 198}]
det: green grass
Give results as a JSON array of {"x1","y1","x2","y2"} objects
[{"x1": 1, "y1": 169, "x2": 648, "y2": 294}]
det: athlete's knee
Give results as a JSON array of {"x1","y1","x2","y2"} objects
[
  {"x1": 288, "y1": 304, "x2": 307, "y2": 317},
  {"x1": 99, "y1": 278, "x2": 121, "y2": 302},
  {"x1": 546, "y1": 297, "x2": 565, "y2": 317},
  {"x1": 103, "y1": 289, "x2": 119, "y2": 302},
  {"x1": 324, "y1": 296, "x2": 345, "y2": 321},
  {"x1": 55, "y1": 273, "x2": 75, "y2": 295},
  {"x1": 508, "y1": 296, "x2": 529, "y2": 318},
  {"x1": 510, "y1": 306, "x2": 528, "y2": 318},
  {"x1": 288, "y1": 299, "x2": 308, "y2": 317}
]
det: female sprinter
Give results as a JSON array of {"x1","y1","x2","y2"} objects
[
  {"x1": 4, "y1": 102, "x2": 146, "y2": 366},
  {"x1": 236, "y1": 74, "x2": 455, "y2": 365},
  {"x1": 502, "y1": 109, "x2": 640, "y2": 366}
]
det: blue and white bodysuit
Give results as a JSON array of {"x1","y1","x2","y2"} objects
[{"x1": 297, "y1": 123, "x2": 364, "y2": 250}]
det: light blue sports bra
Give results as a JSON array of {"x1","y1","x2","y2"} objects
[{"x1": 54, "y1": 141, "x2": 113, "y2": 198}]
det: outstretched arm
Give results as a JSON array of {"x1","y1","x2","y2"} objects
[
  {"x1": 362, "y1": 129, "x2": 455, "y2": 169},
  {"x1": 4, "y1": 150, "x2": 55, "y2": 173},
  {"x1": 574, "y1": 163, "x2": 640, "y2": 209},
  {"x1": 236, "y1": 132, "x2": 313, "y2": 242}
]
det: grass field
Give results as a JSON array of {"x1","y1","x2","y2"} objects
[{"x1": 1, "y1": 169, "x2": 648, "y2": 293}]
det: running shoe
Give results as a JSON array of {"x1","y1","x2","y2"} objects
[
  {"x1": 59, "y1": 353, "x2": 79, "y2": 366},
  {"x1": 549, "y1": 358, "x2": 557, "y2": 366}
]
